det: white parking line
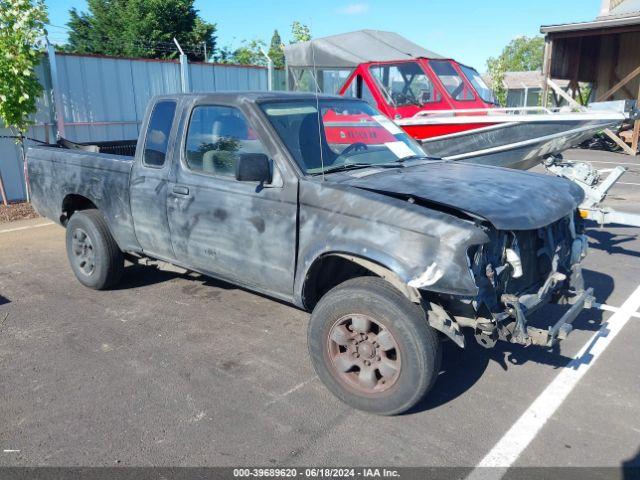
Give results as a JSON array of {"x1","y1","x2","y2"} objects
[
  {"x1": 594, "y1": 302, "x2": 640, "y2": 318},
  {"x1": 0, "y1": 222, "x2": 54, "y2": 234},
  {"x1": 583, "y1": 160, "x2": 639, "y2": 165},
  {"x1": 468, "y1": 284, "x2": 640, "y2": 478}
]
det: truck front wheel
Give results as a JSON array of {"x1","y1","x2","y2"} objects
[
  {"x1": 308, "y1": 277, "x2": 441, "y2": 415},
  {"x1": 65, "y1": 209, "x2": 124, "y2": 290}
]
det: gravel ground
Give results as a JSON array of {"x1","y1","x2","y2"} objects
[{"x1": 0, "y1": 202, "x2": 40, "y2": 224}]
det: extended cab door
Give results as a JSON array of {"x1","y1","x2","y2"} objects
[
  {"x1": 130, "y1": 99, "x2": 178, "y2": 260},
  {"x1": 166, "y1": 102, "x2": 298, "y2": 297}
]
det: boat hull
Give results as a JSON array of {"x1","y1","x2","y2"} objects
[{"x1": 401, "y1": 118, "x2": 620, "y2": 170}]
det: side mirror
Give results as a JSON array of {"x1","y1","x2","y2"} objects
[{"x1": 235, "y1": 153, "x2": 272, "y2": 183}]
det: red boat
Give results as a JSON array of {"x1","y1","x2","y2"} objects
[{"x1": 285, "y1": 30, "x2": 624, "y2": 170}]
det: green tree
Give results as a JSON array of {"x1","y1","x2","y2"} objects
[
  {"x1": 0, "y1": 0, "x2": 48, "y2": 203},
  {"x1": 290, "y1": 21, "x2": 311, "y2": 43},
  {"x1": 231, "y1": 39, "x2": 266, "y2": 66},
  {"x1": 0, "y1": 0, "x2": 48, "y2": 134},
  {"x1": 214, "y1": 44, "x2": 234, "y2": 63},
  {"x1": 66, "y1": 0, "x2": 216, "y2": 61},
  {"x1": 486, "y1": 56, "x2": 507, "y2": 106},
  {"x1": 268, "y1": 30, "x2": 284, "y2": 68},
  {"x1": 486, "y1": 36, "x2": 545, "y2": 106}
]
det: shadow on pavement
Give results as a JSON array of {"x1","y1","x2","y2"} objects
[
  {"x1": 407, "y1": 268, "x2": 614, "y2": 414},
  {"x1": 622, "y1": 447, "x2": 640, "y2": 479},
  {"x1": 111, "y1": 264, "x2": 182, "y2": 290},
  {"x1": 113, "y1": 263, "x2": 295, "y2": 309},
  {"x1": 0, "y1": 294, "x2": 10, "y2": 306},
  {"x1": 587, "y1": 228, "x2": 640, "y2": 258}
]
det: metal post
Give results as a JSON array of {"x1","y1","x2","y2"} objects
[
  {"x1": 203, "y1": 42, "x2": 208, "y2": 63},
  {"x1": 0, "y1": 170, "x2": 8, "y2": 206},
  {"x1": 19, "y1": 139, "x2": 29, "y2": 202},
  {"x1": 173, "y1": 38, "x2": 190, "y2": 93},
  {"x1": 46, "y1": 38, "x2": 65, "y2": 138},
  {"x1": 260, "y1": 47, "x2": 273, "y2": 91}
]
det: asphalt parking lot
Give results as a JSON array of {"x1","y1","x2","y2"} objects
[{"x1": 1, "y1": 150, "x2": 639, "y2": 469}]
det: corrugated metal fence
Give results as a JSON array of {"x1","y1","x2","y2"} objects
[{"x1": 0, "y1": 52, "x2": 286, "y2": 201}]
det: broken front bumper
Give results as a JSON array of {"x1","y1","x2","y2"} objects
[
  {"x1": 475, "y1": 266, "x2": 595, "y2": 348},
  {"x1": 497, "y1": 287, "x2": 594, "y2": 347}
]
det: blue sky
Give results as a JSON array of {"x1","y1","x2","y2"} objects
[{"x1": 44, "y1": 0, "x2": 599, "y2": 72}]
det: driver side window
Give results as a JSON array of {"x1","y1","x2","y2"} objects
[{"x1": 185, "y1": 105, "x2": 266, "y2": 178}]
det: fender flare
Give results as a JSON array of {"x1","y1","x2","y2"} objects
[{"x1": 295, "y1": 249, "x2": 466, "y2": 348}]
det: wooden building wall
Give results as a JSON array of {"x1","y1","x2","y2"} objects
[
  {"x1": 594, "y1": 31, "x2": 640, "y2": 100},
  {"x1": 548, "y1": 30, "x2": 640, "y2": 100}
]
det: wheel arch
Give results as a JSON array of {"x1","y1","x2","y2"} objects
[
  {"x1": 61, "y1": 193, "x2": 98, "y2": 225},
  {"x1": 298, "y1": 251, "x2": 421, "y2": 311},
  {"x1": 298, "y1": 251, "x2": 467, "y2": 348}
]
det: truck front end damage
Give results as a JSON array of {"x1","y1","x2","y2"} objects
[{"x1": 464, "y1": 212, "x2": 593, "y2": 348}]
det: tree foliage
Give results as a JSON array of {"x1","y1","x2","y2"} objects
[
  {"x1": 486, "y1": 56, "x2": 507, "y2": 106},
  {"x1": 229, "y1": 39, "x2": 267, "y2": 66},
  {"x1": 268, "y1": 30, "x2": 284, "y2": 68},
  {"x1": 0, "y1": 0, "x2": 48, "y2": 135},
  {"x1": 486, "y1": 35, "x2": 545, "y2": 106},
  {"x1": 66, "y1": 0, "x2": 216, "y2": 61},
  {"x1": 290, "y1": 21, "x2": 311, "y2": 43}
]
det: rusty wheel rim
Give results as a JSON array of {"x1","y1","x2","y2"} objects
[{"x1": 327, "y1": 314, "x2": 401, "y2": 394}]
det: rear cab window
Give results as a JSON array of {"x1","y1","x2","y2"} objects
[{"x1": 143, "y1": 101, "x2": 177, "y2": 167}]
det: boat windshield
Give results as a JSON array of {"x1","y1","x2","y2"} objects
[
  {"x1": 429, "y1": 60, "x2": 475, "y2": 101},
  {"x1": 459, "y1": 65, "x2": 497, "y2": 104},
  {"x1": 260, "y1": 99, "x2": 427, "y2": 175},
  {"x1": 369, "y1": 62, "x2": 442, "y2": 107}
]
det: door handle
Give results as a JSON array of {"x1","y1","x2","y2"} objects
[{"x1": 173, "y1": 185, "x2": 189, "y2": 196}]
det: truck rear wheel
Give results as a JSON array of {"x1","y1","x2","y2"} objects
[
  {"x1": 308, "y1": 277, "x2": 441, "y2": 415},
  {"x1": 65, "y1": 209, "x2": 124, "y2": 290}
]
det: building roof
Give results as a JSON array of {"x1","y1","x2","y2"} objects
[
  {"x1": 599, "y1": 0, "x2": 640, "y2": 19},
  {"x1": 284, "y1": 30, "x2": 445, "y2": 69},
  {"x1": 541, "y1": 0, "x2": 640, "y2": 34},
  {"x1": 482, "y1": 71, "x2": 570, "y2": 90}
]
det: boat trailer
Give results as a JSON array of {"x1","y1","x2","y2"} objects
[{"x1": 544, "y1": 155, "x2": 640, "y2": 228}]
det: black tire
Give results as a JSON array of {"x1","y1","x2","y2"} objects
[
  {"x1": 65, "y1": 209, "x2": 124, "y2": 290},
  {"x1": 308, "y1": 277, "x2": 441, "y2": 415}
]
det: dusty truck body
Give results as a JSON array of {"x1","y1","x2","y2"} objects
[{"x1": 28, "y1": 92, "x2": 593, "y2": 415}]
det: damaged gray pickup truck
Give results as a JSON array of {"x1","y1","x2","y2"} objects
[{"x1": 28, "y1": 92, "x2": 593, "y2": 415}]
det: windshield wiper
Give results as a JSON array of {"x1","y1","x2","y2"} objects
[
  {"x1": 392, "y1": 154, "x2": 440, "y2": 163},
  {"x1": 312, "y1": 163, "x2": 374, "y2": 175},
  {"x1": 314, "y1": 163, "x2": 402, "y2": 175}
]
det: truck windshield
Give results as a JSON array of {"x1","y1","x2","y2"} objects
[
  {"x1": 260, "y1": 100, "x2": 427, "y2": 175},
  {"x1": 459, "y1": 65, "x2": 497, "y2": 104}
]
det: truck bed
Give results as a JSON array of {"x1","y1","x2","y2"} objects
[
  {"x1": 27, "y1": 144, "x2": 140, "y2": 252},
  {"x1": 55, "y1": 137, "x2": 138, "y2": 157}
]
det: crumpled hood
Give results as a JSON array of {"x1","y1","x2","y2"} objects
[{"x1": 339, "y1": 161, "x2": 584, "y2": 230}]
